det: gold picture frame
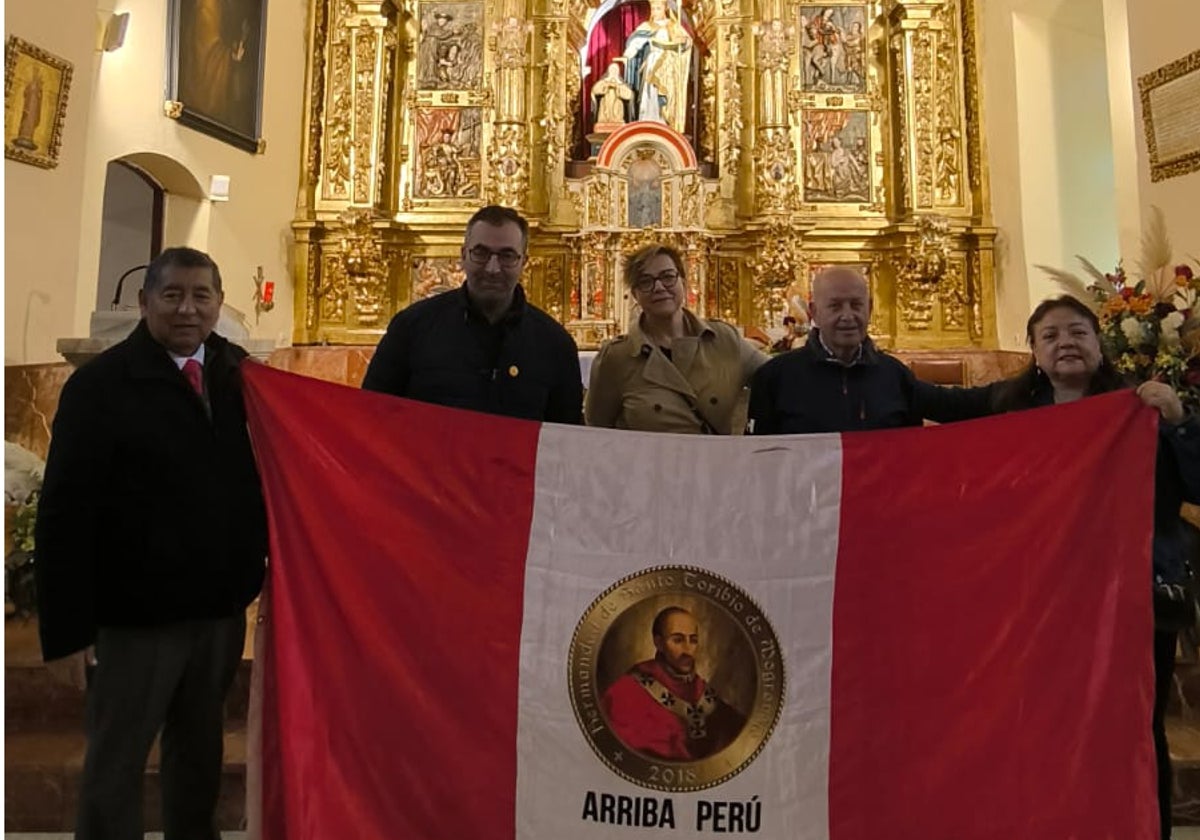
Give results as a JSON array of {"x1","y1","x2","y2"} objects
[
  {"x1": 4, "y1": 36, "x2": 73, "y2": 169},
  {"x1": 165, "y1": 0, "x2": 268, "y2": 154},
  {"x1": 1138, "y1": 48, "x2": 1200, "y2": 183}
]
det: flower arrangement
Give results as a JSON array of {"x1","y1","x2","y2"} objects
[
  {"x1": 8, "y1": 491, "x2": 37, "y2": 555},
  {"x1": 1039, "y1": 208, "x2": 1200, "y2": 415},
  {"x1": 5, "y1": 491, "x2": 38, "y2": 618}
]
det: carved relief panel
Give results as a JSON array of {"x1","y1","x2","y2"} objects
[{"x1": 291, "y1": 0, "x2": 997, "y2": 350}]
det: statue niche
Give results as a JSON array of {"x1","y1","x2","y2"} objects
[{"x1": 577, "y1": 0, "x2": 702, "y2": 160}]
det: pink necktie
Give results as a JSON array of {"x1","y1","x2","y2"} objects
[{"x1": 182, "y1": 359, "x2": 204, "y2": 396}]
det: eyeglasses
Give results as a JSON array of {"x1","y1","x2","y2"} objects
[
  {"x1": 465, "y1": 245, "x2": 524, "y2": 268},
  {"x1": 632, "y1": 270, "x2": 680, "y2": 294}
]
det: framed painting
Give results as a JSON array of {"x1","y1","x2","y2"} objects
[
  {"x1": 4, "y1": 36, "x2": 73, "y2": 169},
  {"x1": 798, "y1": 4, "x2": 868, "y2": 94},
  {"x1": 165, "y1": 0, "x2": 268, "y2": 153},
  {"x1": 1139, "y1": 48, "x2": 1200, "y2": 183},
  {"x1": 801, "y1": 109, "x2": 870, "y2": 203},
  {"x1": 413, "y1": 107, "x2": 482, "y2": 199},
  {"x1": 416, "y1": 2, "x2": 484, "y2": 91}
]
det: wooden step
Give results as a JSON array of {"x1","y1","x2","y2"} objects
[
  {"x1": 4, "y1": 615, "x2": 253, "y2": 832},
  {"x1": 4, "y1": 726, "x2": 248, "y2": 832}
]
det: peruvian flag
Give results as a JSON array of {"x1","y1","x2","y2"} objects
[{"x1": 241, "y1": 362, "x2": 1159, "y2": 840}]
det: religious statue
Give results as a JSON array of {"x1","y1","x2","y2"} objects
[
  {"x1": 591, "y1": 60, "x2": 634, "y2": 131},
  {"x1": 13, "y1": 70, "x2": 44, "y2": 150},
  {"x1": 622, "y1": 0, "x2": 693, "y2": 134}
]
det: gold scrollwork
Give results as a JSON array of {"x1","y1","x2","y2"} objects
[
  {"x1": 353, "y1": 27, "x2": 378, "y2": 203},
  {"x1": 700, "y1": 58, "x2": 717, "y2": 162},
  {"x1": 717, "y1": 257, "x2": 740, "y2": 323},
  {"x1": 939, "y1": 258, "x2": 967, "y2": 330},
  {"x1": 911, "y1": 27, "x2": 935, "y2": 209},
  {"x1": 968, "y1": 248, "x2": 984, "y2": 340},
  {"x1": 933, "y1": 0, "x2": 962, "y2": 205},
  {"x1": 306, "y1": 0, "x2": 330, "y2": 184},
  {"x1": 960, "y1": 0, "x2": 984, "y2": 191},
  {"x1": 894, "y1": 215, "x2": 951, "y2": 330},
  {"x1": 754, "y1": 19, "x2": 793, "y2": 73},
  {"x1": 889, "y1": 34, "x2": 909, "y2": 209},
  {"x1": 720, "y1": 26, "x2": 747, "y2": 177},
  {"x1": 680, "y1": 176, "x2": 702, "y2": 227},
  {"x1": 747, "y1": 220, "x2": 804, "y2": 327},
  {"x1": 305, "y1": 240, "x2": 322, "y2": 331},
  {"x1": 325, "y1": 28, "x2": 353, "y2": 198},
  {"x1": 538, "y1": 22, "x2": 567, "y2": 174},
  {"x1": 542, "y1": 253, "x2": 567, "y2": 321},
  {"x1": 753, "y1": 127, "x2": 797, "y2": 214},
  {"x1": 338, "y1": 208, "x2": 388, "y2": 326},
  {"x1": 586, "y1": 177, "x2": 611, "y2": 228},
  {"x1": 488, "y1": 123, "x2": 530, "y2": 207},
  {"x1": 319, "y1": 253, "x2": 349, "y2": 323},
  {"x1": 491, "y1": 16, "x2": 532, "y2": 70}
]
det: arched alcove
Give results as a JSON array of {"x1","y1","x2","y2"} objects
[
  {"x1": 95, "y1": 161, "x2": 164, "y2": 311},
  {"x1": 93, "y1": 152, "x2": 212, "y2": 312}
]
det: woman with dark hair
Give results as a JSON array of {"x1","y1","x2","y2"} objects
[
  {"x1": 919, "y1": 294, "x2": 1200, "y2": 839},
  {"x1": 585, "y1": 244, "x2": 767, "y2": 434}
]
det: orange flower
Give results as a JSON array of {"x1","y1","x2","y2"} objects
[
  {"x1": 1103, "y1": 297, "x2": 1128, "y2": 316},
  {"x1": 1129, "y1": 295, "x2": 1154, "y2": 315}
]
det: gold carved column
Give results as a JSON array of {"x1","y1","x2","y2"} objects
[
  {"x1": 882, "y1": 0, "x2": 996, "y2": 347},
  {"x1": 751, "y1": 7, "x2": 795, "y2": 217},
  {"x1": 294, "y1": 0, "x2": 401, "y2": 343},
  {"x1": 746, "y1": 1, "x2": 805, "y2": 329},
  {"x1": 488, "y1": 7, "x2": 534, "y2": 208}
]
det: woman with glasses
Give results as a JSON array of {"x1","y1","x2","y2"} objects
[{"x1": 585, "y1": 244, "x2": 767, "y2": 434}]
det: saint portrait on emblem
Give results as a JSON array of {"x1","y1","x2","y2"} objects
[
  {"x1": 599, "y1": 604, "x2": 747, "y2": 762},
  {"x1": 569, "y1": 566, "x2": 784, "y2": 792}
]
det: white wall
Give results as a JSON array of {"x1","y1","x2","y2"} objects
[
  {"x1": 1124, "y1": 0, "x2": 1200, "y2": 261},
  {"x1": 4, "y1": 0, "x2": 99, "y2": 364},
  {"x1": 4, "y1": 0, "x2": 308, "y2": 363},
  {"x1": 981, "y1": 0, "x2": 1122, "y2": 346}
]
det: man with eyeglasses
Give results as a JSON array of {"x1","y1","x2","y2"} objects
[{"x1": 362, "y1": 205, "x2": 583, "y2": 423}]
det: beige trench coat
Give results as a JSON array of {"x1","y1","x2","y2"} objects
[{"x1": 585, "y1": 310, "x2": 768, "y2": 434}]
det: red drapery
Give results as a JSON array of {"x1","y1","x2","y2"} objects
[{"x1": 579, "y1": 0, "x2": 648, "y2": 146}]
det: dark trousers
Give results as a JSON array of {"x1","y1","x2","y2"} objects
[
  {"x1": 1154, "y1": 629, "x2": 1178, "y2": 840},
  {"x1": 76, "y1": 614, "x2": 246, "y2": 840}
]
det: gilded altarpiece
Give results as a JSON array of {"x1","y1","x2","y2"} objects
[{"x1": 292, "y1": 0, "x2": 997, "y2": 350}]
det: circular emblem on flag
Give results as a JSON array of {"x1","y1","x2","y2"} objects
[{"x1": 568, "y1": 566, "x2": 784, "y2": 792}]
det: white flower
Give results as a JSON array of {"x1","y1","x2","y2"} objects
[
  {"x1": 1121, "y1": 317, "x2": 1145, "y2": 344},
  {"x1": 1160, "y1": 310, "x2": 1185, "y2": 346}
]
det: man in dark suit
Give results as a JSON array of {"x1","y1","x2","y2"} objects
[
  {"x1": 34, "y1": 246, "x2": 267, "y2": 839},
  {"x1": 362, "y1": 205, "x2": 583, "y2": 423}
]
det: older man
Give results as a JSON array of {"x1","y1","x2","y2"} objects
[
  {"x1": 748, "y1": 266, "x2": 924, "y2": 434},
  {"x1": 601, "y1": 607, "x2": 746, "y2": 762},
  {"x1": 35, "y1": 246, "x2": 267, "y2": 839},
  {"x1": 362, "y1": 205, "x2": 583, "y2": 423}
]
